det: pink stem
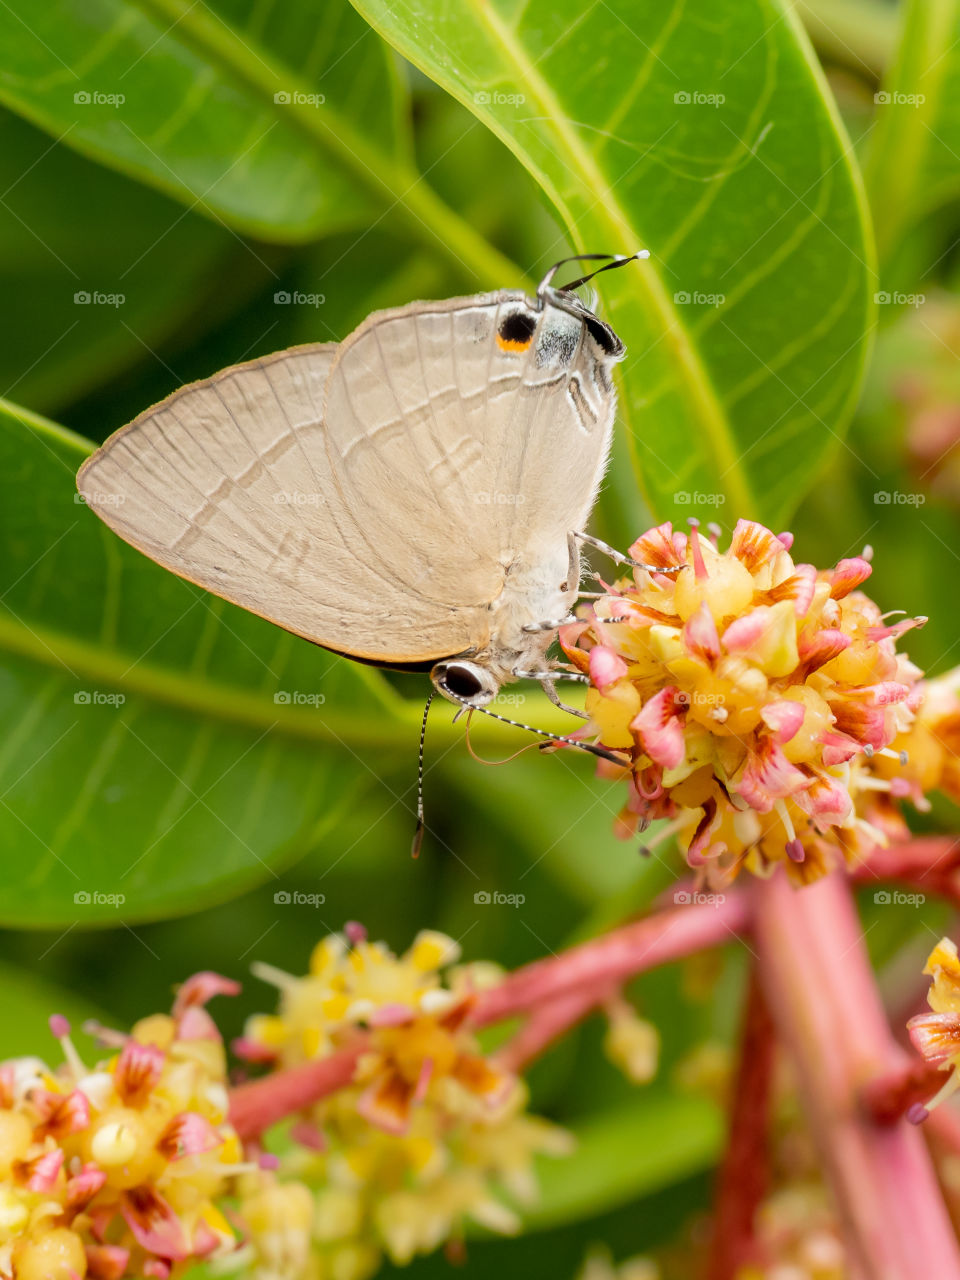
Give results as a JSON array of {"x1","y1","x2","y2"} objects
[
  {"x1": 708, "y1": 967, "x2": 776, "y2": 1280},
  {"x1": 230, "y1": 1044, "x2": 363, "y2": 1140},
  {"x1": 472, "y1": 892, "x2": 750, "y2": 1027},
  {"x1": 228, "y1": 894, "x2": 750, "y2": 1136},
  {"x1": 853, "y1": 836, "x2": 960, "y2": 902},
  {"x1": 753, "y1": 869, "x2": 960, "y2": 1279},
  {"x1": 495, "y1": 984, "x2": 613, "y2": 1073},
  {"x1": 861, "y1": 1057, "x2": 945, "y2": 1124}
]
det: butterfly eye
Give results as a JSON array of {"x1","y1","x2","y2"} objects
[{"x1": 431, "y1": 661, "x2": 498, "y2": 706}]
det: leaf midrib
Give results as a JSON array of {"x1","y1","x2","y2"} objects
[
  {"x1": 130, "y1": 0, "x2": 530, "y2": 286},
  {"x1": 461, "y1": 0, "x2": 754, "y2": 512}
]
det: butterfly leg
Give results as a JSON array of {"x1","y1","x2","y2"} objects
[
  {"x1": 512, "y1": 668, "x2": 590, "y2": 719},
  {"x1": 571, "y1": 529, "x2": 682, "y2": 574},
  {"x1": 521, "y1": 613, "x2": 578, "y2": 633}
]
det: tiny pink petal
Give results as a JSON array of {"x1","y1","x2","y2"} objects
[
  {"x1": 115, "y1": 1040, "x2": 164, "y2": 1106},
  {"x1": 829, "y1": 557, "x2": 872, "y2": 599},
  {"x1": 589, "y1": 645, "x2": 628, "y2": 690},
  {"x1": 798, "y1": 628, "x2": 851, "y2": 673},
  {"x1": 172, "y1": 971, "x2": 240, "y2": 1019},
  {"x1": 760, "y1": 700, "x2": 805, "y2": 744},
  {"x1": 367, "y1": 1002, "x2": 416, "y2": 1027},
  {"x1": 157, "y1": 1111, "x2": 221, "y2": 1160},
  {"x1": 231, "y1": 1037, "x2": 278, "y2": 1064},
  {"x1": 632, "y1": 688, "x2": 685, "y2": 770},
  {"x1": 722, "y1": 608, "x2": 770, "y2": 652},
  {"x1": 26, "y1": 1147, "x2": 64, "y2": 1193},
  {"x1": 122, "y1": 1188, "x2": 190, "y2": 1260},
  {"x1": 683, "y1": 602, "x2": 720, "y2": 664},
  {"x1": 85, "y1": 1246, "x2": 130, "y2": 1280},
  {"x1": 67, "y1": 1164, "x2": 107, "y2": 1208},
  {"x1": 819, "y1": 731, "x2": 860, "y2": 766},
  {"x1": 908, "y1": 1012, "x2": 960, "y2": 1066},
  {"x1": 176, "y1": 1006, "x2": 220, "y2": 1042},
  {"x1": 730, "y1": 519, "x2": 784, "y2": 571},
  {"x1": 795, "y1": 773, "x2": 852, "y2": 825},
  {"x1": 735, "y1": 739, "x2": 809, "y2": 813},
  {"x1": 33, "y1": 1088, "x2": 91, "y2": 1138}
]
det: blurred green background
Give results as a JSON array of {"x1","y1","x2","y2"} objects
[{"x1": 0, "y1": 0, "x2": 959, "y2": 1270}]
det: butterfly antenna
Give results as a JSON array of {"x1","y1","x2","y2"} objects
[
  {"x1": 539, "y1": 251, "x2": 650, "y2": 296},
  {"x1": 411, "y1": 692, "x2": 435, "y2": 859},
  {"x1": 442, "y1": 691, "x2": 629, "y2": 766}
]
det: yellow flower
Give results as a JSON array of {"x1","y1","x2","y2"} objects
[
  {"x1": 0, "y1": 975, "x2": 253, "y2": 1280},
  {"x1": 563, "y1": 519, "x2": 928, "y2": 885},
  {"x1": 908, "y1": 936, "x2": 960, "y2": 1118},
  {"x1": 241, "y1": 928, "x2": 571, "y2": 1275}
]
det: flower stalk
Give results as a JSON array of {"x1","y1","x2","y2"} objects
[
  {"x1": 753, "y1": 869, "x2": 960, "y2": 1279},
  {"x1": 707, "y1": 967, "x2": 776, "y2": 1280}
]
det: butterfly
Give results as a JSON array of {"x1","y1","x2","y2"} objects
[{"x1": 78, "y1": 253, "x2": 668, "y2": 843}]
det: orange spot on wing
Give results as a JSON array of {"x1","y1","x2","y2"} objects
[{"x1": 496, "y1": 333, "x2": 532, "y2": 353}]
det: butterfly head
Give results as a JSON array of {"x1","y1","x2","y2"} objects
[{"x1": 430, "y1": 659, "x2": 499, "y2": 709}]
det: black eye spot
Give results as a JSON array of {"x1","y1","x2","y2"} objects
[
  {"x1": 584, "y1": 313, "x2": 622, "y2": 356},
  {"x1": 443, "y1": 664, "x2": 484, "y2": 699},
  {"x1": 497, "y1": 310, "x2": 537, "y2": 351}
]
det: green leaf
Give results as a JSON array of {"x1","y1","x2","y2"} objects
[
  {"x1": 348, "y1": 0, "x2": 872, "y2": 527},
  {"x1": 0, "y1": 0, "x2": 395, "y2": 241},
  {"x1": 866, "y1": 0, "x2": 960, "y2": 265},
  {"x1": 0, "y1": 109, "x2": 266, "y2": 415},
  {"x1": 522, "y1": 1092, "x2": 723, "y2": 1231},
  {"x1": 0, "y1": 399, "x2": 400, "y2": 926}
]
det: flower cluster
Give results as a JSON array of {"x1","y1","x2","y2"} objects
[
  {"x1": 907, "y1": 936, "x2": 960, "y2": 1118},
  {"x1": 564, "y1": 519, "x2": 928, "y2": 884},
  {"x1": 0, "y1": 974, "x2": 247, "y2": 1280},
  {"x1": 237, "y1": 925, "x2": 571, "y2": 1280}
]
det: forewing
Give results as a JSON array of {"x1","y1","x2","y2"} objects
[
  {"x1": 76, "y1": 345, "x2": 480, "y2": 662},
  {"x1": 322, "y1": 291, "x2": 617, "y2": 604}
]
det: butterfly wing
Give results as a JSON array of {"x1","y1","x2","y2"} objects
[
  {"x1": 77, "y1": 345, "x2": 482, "y2": 662},
  {"x1": 322, "y1": 290, "x2": 619, "y2": 606},
  {"x1": 78, "y1": 291, "x2": 620, "y2": 666}
]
